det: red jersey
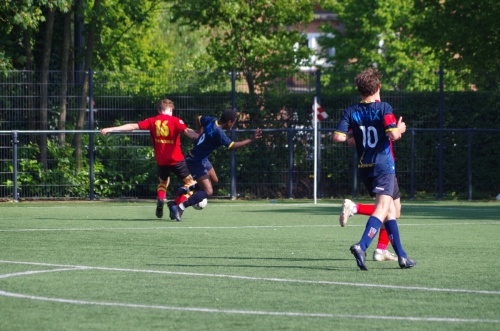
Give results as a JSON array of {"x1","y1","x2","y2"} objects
[{"x1": 138, "y1": 114, "x2": 187, "y2": 166}]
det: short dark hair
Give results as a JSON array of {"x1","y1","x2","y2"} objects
[
  {"x1": 219, "y1": 109, "x2": 237, "y2": 123},
  {"x1": 355, "y1": 68, "x2": 381, "y2": 97}
]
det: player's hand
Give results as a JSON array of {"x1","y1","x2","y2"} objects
[
  {"x1": 101, "y1": 128, "x2": 111, "y2": 135},
  {"x1": 347, "y1": 136, "x2": 356, "y2": 146},
  {"x1": 253, "y1": 128, "x2": 263, "y2": 140},
  {"x1": 397, "y1": 117, "x2": 406, "y2": 134}
]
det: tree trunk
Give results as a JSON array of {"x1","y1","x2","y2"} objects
[
  {"x1": 74, "y1": 0, "x2": 101, "y2": 169},
  {"x1": 39, "y1": 7, "x2": 55, "y2": 170},
  {"x1": 244, "y1": 70, "x2": 256, "y2": 95},
  {"x1": 23, "y1": 28, "x2": 36, "y2": 139},
  {"x1": 58, "y1": 10, "x2": 72, "y2": 144}
]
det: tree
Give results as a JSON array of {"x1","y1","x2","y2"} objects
[
  {"x1": 316, "y1": 0, "x2": 445, "y2": 91},
  {"x1": 168, "y1": 0, "x2": 315, "y2": 94},
  {"x1": 74, "y1": 0, "x2": 103, "y2": 168},
  {"x1": 316, "y1": 0, "x2": 498, "y2": 91},
  {"x1": 412, "y1": 0, "x2": 500, "y2": 90}
]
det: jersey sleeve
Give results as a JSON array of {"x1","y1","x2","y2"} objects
[
  {"x1": 383, "y1": 114, "x2": 398, "y2": 133},
  {"x1": 219, "y1": 130, "x2": 233, "y2": 149},
  {"x1": 175, "y1": 117, "x2": 188, "y2": 132},
  {"x1": 334, "y1": 109, "x2": 350, "y2": 136},
  {"x1": 138, "y1": 118, "x2": 152, "y2": 130},
  {"x1": 381, "y1": 103, "x2": 397, "y2": 133}
]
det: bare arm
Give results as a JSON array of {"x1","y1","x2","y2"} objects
[
  {"x1": 184, "y1": 127, "x2": 199, "y2": 140},
  {"x1": 229, "y1": 128, "x2": 262, "y2": 150},
  {"x1": 101, "y1": 123, "x2": 139, "y2": 135}
]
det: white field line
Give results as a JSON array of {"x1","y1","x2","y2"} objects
[
  {"x1": 0, "y1": 261, "x2": 499, "y2": 324},
  {"x1": 0, "y1": 221, "x2": 499, "y2": 233},
  {"x1": 0, "y1": 260, "x2": 499, "y2": 296},
  {"x1": 0, "y1": 289, "x2": 499, "y2": 324}
]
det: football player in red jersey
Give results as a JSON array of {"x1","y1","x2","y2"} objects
[{"x1": 101, "y1": 99, "x2": 198, "y2": 219}]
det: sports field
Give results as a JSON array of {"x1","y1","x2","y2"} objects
[{"x1": 0, "y1": 200, "x2": 499, "y2": 330}]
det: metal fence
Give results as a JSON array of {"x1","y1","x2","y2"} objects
[
  {"x1": 1, "y1": 128, "x2": 498, "y2": 201},
  {"x1": 1, "y1": 69, "x2": 499, "y2": 201}
]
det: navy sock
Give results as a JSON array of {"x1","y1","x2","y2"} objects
[
  {"x1": 182, "y1": 190, "x2": 209, "y2": 208},
  {"x1": 384, "y1": 219, "x2": 407, "y2": 258},
  {"x1": 359, "y1": 216, "x2": 382, "y2": 251}
]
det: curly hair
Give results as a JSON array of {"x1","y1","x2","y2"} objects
[{"x1": 355, "y1": 68, "x2": 381, "y2": 97}]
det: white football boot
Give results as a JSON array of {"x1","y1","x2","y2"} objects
[
  {"x1": 339, "y1": 199, "x2": 357, "y2": 227},
  {"x1": 373, "y1": 249, "x2": 398, "y2": 262}
]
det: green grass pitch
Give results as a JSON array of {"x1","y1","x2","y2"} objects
[{"x1": 0, "y1": 200, "x2": 499, "y2": 330}]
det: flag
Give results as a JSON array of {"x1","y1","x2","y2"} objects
[{"x1": 312, "y1": 100, "x2": 328, "y2": 121}]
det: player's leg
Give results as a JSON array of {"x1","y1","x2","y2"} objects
[
  {"x1": 373, "y1": 197, "x2": 399, "y2": 261},
  {"x1": 155, "y1": 166, "x2": 170, "y2": 218},
  {"x1": 350, "y1": 173, "x2": 392, "y2": 270},
  {"x1": 174, "y1": 191, "x2": 193, "y2": 205},
  {"x1": 384, "y1": 197, "x2": 416, "y2": 268},
  {"x1": 350, "y1": 194, "x2": 391, "y2": 271},
  {"x1": 166, "y1": 161, "x2": 194, "y2": 221},
  {"x1": 169, "y1": 159, "x2": 210, "y2": 221},
  {"x1": 208, "y1": 167, "x2": 218, "y2": 183},
  {"x1": 374, "y1": 180, "x2": 402, "y2": 261},
  {"x1": 179, "y1": 166, "x2": 218, "y2": 196}
]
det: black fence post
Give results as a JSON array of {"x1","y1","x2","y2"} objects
[
  {"x1": 437, "y1": 66, "x2": 445, "y2": 199},
  {"x1": 88, "y1": 69, "x2": 95, "y2": 201},
  {"x1": 316, "y1": 70, "x2": 322, "y2": 197},
  {"x1": 230, "y1": 69, "x2": 237, "y2": 199},
  {"x1": 409, "y1": 129, "x2": 415, "y2": 200},
  {"x1": 467, "y1": 129, "x2": 472, "y2": 201},
  {"x1": 12, "y1": 131, "x2": 19, "y2": 202},
  {"x1": 351, "y1": 147, "x2": 357, "y2": 198},
  {"x1": 287, "y1": 127, "x2": 294, "y2": 199}
]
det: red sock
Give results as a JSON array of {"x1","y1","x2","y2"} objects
[
  {"x1": 175, "y1": 191, "x2": 193, "y2": 205},
  {"x1": 157, "y1": 183, "x2": 167, "y2": 200},
  {"x1": 376, "y1": 228, "x2": 390, "y2": 250},
  {"x1": 356, "y1": 203, "x2": 375, "y2": 216}
]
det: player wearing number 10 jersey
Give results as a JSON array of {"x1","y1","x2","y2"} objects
[
  {"x1": 101, "y1": 99, "x2": 198, "y2": 219},
  {"x1": 336, "y1": 101, "x2": 397, "y2": 177},
  {"x1": 333, "y1": 68, "x2": 415, "y2": 270}
]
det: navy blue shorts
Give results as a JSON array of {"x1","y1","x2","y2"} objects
[
  {"x1": 186, "y1": 157, "x2": 213, "y2": 180},
  {"x1": 157, "y1": 160, "x2": 191, "y2": 181},
  {"x1": 360, "y1": 172, "x2": 397, "y2": 198}
]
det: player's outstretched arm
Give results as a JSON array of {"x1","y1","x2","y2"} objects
[
  {"x1": 184, "y1": 128, "x2": 199, "y2": 140},
  {"x1": 101, "y1": 123, "x2": 139, "y2": 135},
  {"x1": 229, "y1": 128, "x2": 262, "y2": 150}
]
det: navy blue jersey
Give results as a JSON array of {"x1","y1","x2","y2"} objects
[
  {"x1": 188, "y1": 116, "x2": 233, "y2": 161},
  {"x1": 335, "y1": 101, "x2": 398, "y2": 176}
]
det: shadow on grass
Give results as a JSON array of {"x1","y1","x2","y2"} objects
[
  {"x1": 243, "y1": 204, "x2": 500, "y2": 221},
  {"x1": 34, "y1": 217, "x2": 179, "y2": 222},
  {"x1": 147, "y1": 256, "x2": 401, "y2": 271}
]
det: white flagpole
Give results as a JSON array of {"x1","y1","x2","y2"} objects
[{"x1": 313, "y1": 97, "x2": 318, "y2": 204}]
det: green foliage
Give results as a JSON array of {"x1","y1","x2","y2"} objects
[
  {"x1": 317, "y1": 0, "x2": 482, "y2": 91},
  {"x1": 95, "y1": 0, "x2": 174, "y2": 72},
  {"x1": 412, "y1": 0, "x2": 500, "y2": 90},
  {"x1": 96, "y1": 132, "x2": 158, "y2": 198},
  {"x1": 168, "y1": 0, "x2": 315, "y2": 93}
]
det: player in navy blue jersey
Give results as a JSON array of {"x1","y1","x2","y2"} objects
[
  {"x1": 168, "y1": 109, "x2": 263, "y2": 221},
  {"x1": 333, "y1": 68, "x2": 416, "y2": 270}
]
